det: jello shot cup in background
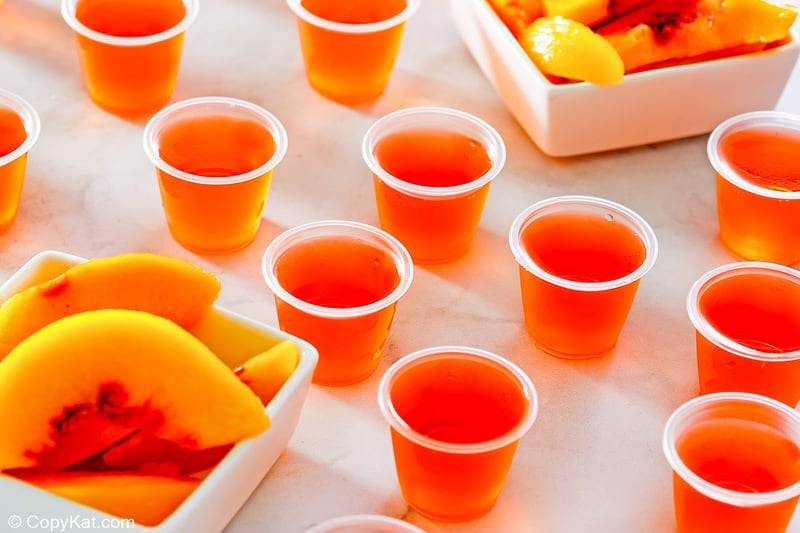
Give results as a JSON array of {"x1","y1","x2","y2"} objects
[
  {"x1": 305, "y1": 514, "x2": 426, "y2": 533},
  {"x1": 262, "y1": 220, "x2": 413, "y2": 386},
  {"x1": 663, "y1": 392, "x2": 800, "y2": 533},
  {"x1": 377, "y1": 346, "x2": 537, "y2": 521},
  {"x1": 509, "y1": 195, "x2": 658, "y2": 358},
  {"x1": 287, "y1": 0, "x2": 420, "y2": 104},
  {"x1": 61, "y1": 0, "x2": 198, "y2": 116},
  {"x1": 707, "y1": 111, "x2": 800, "y2": 265},
  {"x1": 0, "y1": 90, "x2": 40, "y2": 234},
  {"x1": 687, "y1": 261, "x2": 800, "y2": 407},
  {"x1": 143, "y1": 96, "x2": 288, "y2": 254},
  {"x1": 362, "y1": 106, "x2": 506, "y2": 264}
]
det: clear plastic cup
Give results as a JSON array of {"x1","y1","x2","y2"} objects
[
  {"x1": 0, "y1": 90, "x2": 40, "y2": 234},
  {"x1": 707, "y1": 110, "x2": 800, "y2": 265},
  {"x1": 143, "y1": 96, "x2": 288, "y2": 254},
  {"x1": 287, "y1": 0, "x2": 420, "y2": 104},
  {"x1": 377, "y1": 346, "x2": 537, "y2": 521},
  {"x1": 305, "y1": 514, "x2": 426, "y2": 533},
  {"x1": 663, "y1": 392, "x2": 800, "y2": 533},
  {"x1": 687, "y1": 261, "x2": 800, "y2": 407},
  {"x1": 509, "y1": 195, "x2": 658, "y2": 358},
  {"x1": 362, "y1": 106, "x2": 506, "y2": 264},
  {"x1": 262, "y1": 220, "x2": 413, "y2": 386},
  {"x1": 61, "y1": 0, "x2": 198, "y2": 115}
]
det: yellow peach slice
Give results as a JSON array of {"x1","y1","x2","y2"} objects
[
  {"x1": 0, "y1": 309, "x2": 268, "y2": 472},
  {"x1": 518, "y1": 15, "x2": 624, "y2": 84},
  {"x1": 12, "y1": 470, "x2": 200, "y2": 527},
  {"x1": 235, "y1": 340, "x2": 300, "y2": 406},
  {"x1": 0, "y1": 253, "x2": 221, "y2": 361}
]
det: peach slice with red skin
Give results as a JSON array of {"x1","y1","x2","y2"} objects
[
  {"x1": 0, "y1": 253, "x2": 221, "y2": 361},
  {"x1": 12, "y1": 470, "x2": 201, "y2": 527},
  {"x1": 101, "y1": 433, "x2": 233, "y2": 476},
  {"x1": 0, "y1": 309, "x2": 268, "y2": 472}
]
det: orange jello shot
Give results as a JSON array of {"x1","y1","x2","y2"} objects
[
  {"x1": 143, "y1": 97, "x2": 288, "y2": 254},
  {"x1": 262, "y1": 220, "x2": 413, "y2": 386},
  {"x1": 287, "y1": 0, "x2": 420, "y2": 104},
  {"x1": 509, "y1": 195, "x2": 658, "y2": 358},
  {"x1": 708, "y1": 111, "x2": 800, "y2": 265},
  {"x1": 61, "y1": 0, "x2": 198, "y2": 115},
  {"x1": 378, "y1": 346, "x2": 538, "y2": 521},
  {"x1": 687, "y1": 261, "x2": 800, "y2": 407},
  {"x1": 663, "y1": 392, "x2": 800, "y2": 533},
  {"x1": 362, "y1": 106, "x2": 506, "y2": 264},
  {"x1": 0, "y1": 90, "x2": 40, "y2": 234}
]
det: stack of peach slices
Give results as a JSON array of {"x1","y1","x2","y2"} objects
[
  {"x1": 489, "y1": 0, "x2": 799, "y2": 84},
  {"x1": 0, "y1": 253, "x2": 299, "y2": 527}
]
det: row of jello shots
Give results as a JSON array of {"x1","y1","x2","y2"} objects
[
  {"x1": 5, "y1": 91, "x2": 800, "y2": 530},
  {"x1": 5, "y1": 0, "x2": 800, "y2": 528}
]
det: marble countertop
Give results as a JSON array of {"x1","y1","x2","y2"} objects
[{"x1": 2, "y1": 1, "x2": 799, "y2": 532}]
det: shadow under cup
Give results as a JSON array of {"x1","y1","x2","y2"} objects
[
  {"x1": 377, "y1": 346, "x2": 538, "y2": 522},
  {"x1": 143, "y1": 97, "x2": 288, "y2": 255},
  {"x1": 687, "y1": 261, "x2": 800, "y2": 407},
  {"x1": 262, "y1": 220, "x2": 413, "y2": 386}
]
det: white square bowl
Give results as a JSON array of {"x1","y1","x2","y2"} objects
[
  {"x1": 450, "y1": 0, "x2": 800, "y2": 157},
  {"x1": 0, "y1": 250, "x2": 318, "y2": 532}
]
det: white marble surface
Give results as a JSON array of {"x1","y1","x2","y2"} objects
[{"x1": 1, "y1": 1, "x2": 799, "y2": 532}]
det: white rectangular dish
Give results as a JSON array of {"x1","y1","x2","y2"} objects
[
  {"x1": 0, "y1": 250, "x2": 318, "y2": 532},
  {"x1": 450, "y1": 0, "x2": 800, "y2": 157}
]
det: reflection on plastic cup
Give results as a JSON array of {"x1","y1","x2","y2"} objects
[
  {"x1": 509, "y1": 195, "x2": 658, "y2": 358},
  {"x1": 0, "y1": 90, "x2": 40, "y2": 234},
  {"x1": 262, "y1": 220, "x2": 413, "y2": 386},
  {"x1": 61, "y1": 0, "x2": 198, "y2": 116},
  {"x1": 143, "y1": 97, "x2": 288, "y2": 254},
  {"x1": 305, "y1": 514, "x2": 426, "y2": 533},
  {"x1": 377, "y1": 346, "x2": 537, "y2": 521},
  {"x1": 663, "y1": 392, "x2": 800, "y2": 533},
  {"x1": 687, "y1": 261, "x2": 800, "y2": 407},
  {"x1": 707, "y1": 111, "x2": 800, "y2": 265},
  {"x1": 287, "y1": 0, "x2": 420, "y2": 104},
  {"x1": 362, "y1": 106, "x2": 506, "y2": 264}
]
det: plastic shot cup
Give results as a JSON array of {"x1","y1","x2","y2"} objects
[
  {"x1": 707, "y1": 111, "x2": 800, "y2": 265},
  {"x1": 663, "y1": 392, "x2": 800, "y2": 533},
  {"x1": 687, "y1": 261, "x2": 800, "y2": 407},
  {"x1": 262, "y1": 220, "x2": 413, "y2": 386},
  {"x1": 362, "y1": 106, "x2": 506, "y2": 264},
  {"x1": 509, "y1": 195, "x2": 658, "y2": 359},
  {"x1": 61, "y1": 0, "x2": 198, "y2": 116},
  {"x1": 377, "y1": 346, "x2": 538, "y2": 521},
  {"x1": 0, "y1": 90, "x2": 40, "y2": 234},
  {"x1": 143, "y1": 97, "x2": 288, "y2": 255},
  {"x1": 286, "y1": 0, "x2": 420, "y2": 104},
  {"x1": 305, "y1": 514, "x2": 426, "y2": 533}
]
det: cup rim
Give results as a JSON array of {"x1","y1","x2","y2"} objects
[
  {"x1": 304, "y1": 514, "x2": 426, "y2": 533},
  {"x1": 686, "y1": 261, "x2": 800, "y2": 362},
  {"x1": 361, "y1": 106, "x2": 506, "y2": 199},
  {"x1": 286, "y1": 0, "x2": 421, "y2": 34},
  {"x1": 508, "y1": 195, "x2": 659, "y2": 292},
  {"x1": 142, "y1": 96, "x2": 289, "y2": 185},
  {"x1": 377, "y1": 345, "x2": 538, "y2": 455},
  {"x1": 0, "y1": 90, "x2": 41, "y2": 167},
  {"x1": 261, "y1": 219, "x2": 414, "y2": 319},
  {"x1": 61, "y1": 0, "x2": 199, "y2": 47},
  {"x1": 662, "y1": 391, "x2": 800, "y2": 507},
  {"x1": 707, "y1": 110, "x2": 800, "y2": 200}
]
